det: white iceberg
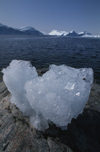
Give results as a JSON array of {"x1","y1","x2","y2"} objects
[{"x1": 2, "y1": 60, "x2": 93, "y2": 131}]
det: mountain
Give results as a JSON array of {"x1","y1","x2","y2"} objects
[
  {"x1": 19, "y1": 26, "x2": 43, "y2": 36},
  {"x1": 78, "y1": 31, "x2": 92, "y2": 37},
  {"x1": 49, "y1": 30, "x2": 68, "y2": 36},
  {"x1": 0, "y1": 23, "x2": 24, "y2": 35},
  {"x1": 49, "y1": 30, "x2": 80, "y2": 37},
  {"x1": 66, "y1": 30, "x2": 79, "y2": 37},
  {"x1": 0, "y1": 23, "x2": 44, "y2": 36},
  {"x1": 0, "y1": 23, "x2": 99, "y2": 38},
  {"x1": 67, "y1": 31, "x2": 93, "y2": 37},
  {"x1": 78, "y1": 31, "x2": 100, "y2": 38},
  {"x1": 48, "y1": 30, "x2": 97, "y2": 38}
]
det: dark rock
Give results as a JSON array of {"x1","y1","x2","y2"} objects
[
  {"x1": 0, "y1": 81, "x2": 9, "y2": 100},
  {"x1": 87, "y1": 83, "x2": 100, "y2": 112},
  {"x1": 44, "y1": 109, "x2": 100, "y2": 152}
]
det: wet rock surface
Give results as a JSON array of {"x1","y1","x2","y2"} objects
[
  {"x1": 0, "y1": 81, "x2": 9, "y2": 101},
  {"x1": 0, "y1": 81, "x2": 100, "y2": 152}
]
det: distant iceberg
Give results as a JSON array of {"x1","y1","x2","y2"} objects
[{"x1": 2, "y1": 60, "x2": 93, "y2": 131}]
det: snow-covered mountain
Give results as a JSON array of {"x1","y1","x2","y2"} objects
[
  {"x1": 78, "y1": 31, "x2": 92, "y2": 37},
  {"x1": 66, "y1": 30, "x2": 79, "y2": 37},
  {"x1": 49, "y1": 29, "x2": 100, "y2": 38},
  {"x1": 49, "y1": 30, "x2": 82, "y2": 37},
  {"x1": 19, "y1": 26, "x2": 43, "y2": 36},
  {"x1": 0, "y1": 23, "x2": 99, "y2": 38},
  {"x1": 0, "y1": 23, "x2": 24, "y2": 35},
  {"x1": 0, "y1": 23, "x2": 44, "y2": 36},
  {"x1": 49, "y1": 30, "x2": 68, "y2": 36},
  {"x1": 67, "y1": 31, "x2": 93, "y2": 37},
  {"x1": 78, "y1": 31, "x2": 100, "y2": 38},
  {"x1": 20, "y1": 26, "x2": 35, "y2": 31}
]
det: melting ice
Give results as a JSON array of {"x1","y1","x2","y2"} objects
[{"x1": 2, "y1": 60, "x2": 93, "y2": 131}]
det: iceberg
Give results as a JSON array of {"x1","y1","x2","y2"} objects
[{"x1": 2, "y1": 60, "x2": 93, "y2": 131}]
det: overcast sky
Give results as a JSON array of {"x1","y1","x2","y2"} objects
[{"x1": 0, "y1": 0, "x2": 100, "y2": 34}]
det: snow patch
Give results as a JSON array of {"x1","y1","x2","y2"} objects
[
  {"x1": 49, "y1": 30, "x2": 68, "y2": 36},
  {"x1": 19, "y1": 26, "x2": 36, "y2": 31}
]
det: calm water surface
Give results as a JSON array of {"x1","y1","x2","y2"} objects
[{"x1": 0, "y1": 35, "x2": 100, "y2": 83}]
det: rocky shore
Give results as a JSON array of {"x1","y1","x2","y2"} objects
[{"x1": 0, "y1": 79, "x2": 100, "y2": 152}]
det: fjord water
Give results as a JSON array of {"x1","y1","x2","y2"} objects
[{"x1": 0, "y1": 35, "x2": 100, "y2": 83}]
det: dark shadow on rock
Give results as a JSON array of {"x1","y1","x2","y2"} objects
[{"x1": 43, "y1": 109, "x2": 100, "y2": 152}]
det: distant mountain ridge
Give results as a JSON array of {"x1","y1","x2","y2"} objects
[
  {"x1": 0, "y1": 23, "x2": 24, "y2": 35},
  {"x1": 19, "y1": 26, "x2": 43, "y2": 36},
  {"x1": 49, "y1": 30, "x2": 68, "y2": 36},
  {"x1": 49, "y1": 30, "x2": 100, "y2": 38},
  {"x1": 0, "y1": 23, "x2": 44, "y2": 36},
  {"x1": 66, "y1": 30, "x2": 79, "y2": 37},
  {"x1": 49, "y1": 30, "x2": 92, "y2": 37},
  {"x1": 0, "y1": 23, "x2": 100, "y2": 38}
]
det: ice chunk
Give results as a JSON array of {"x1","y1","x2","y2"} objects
[
  {"x1": 2, "y1": 60, "x2": 38, "y2": 115},
  {"x1": 2, "y1": 60, "x2": 93, "y2": 131}
]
